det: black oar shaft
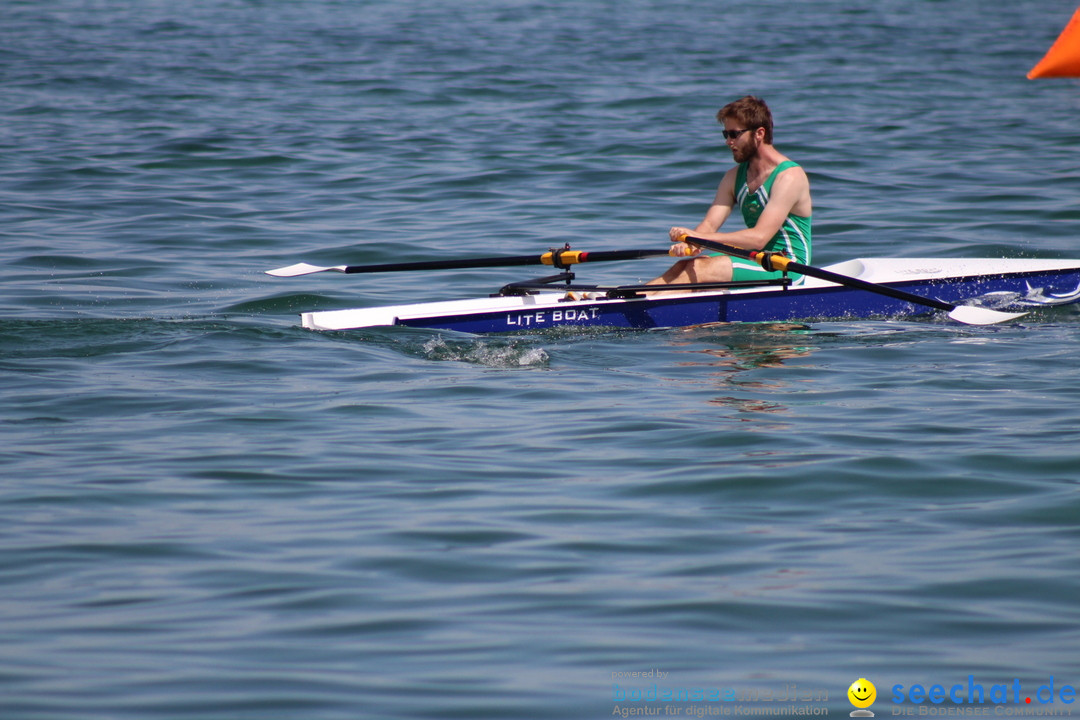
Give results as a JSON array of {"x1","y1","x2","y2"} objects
[
  {"x1": 342, "y1": 255, "x2": 539, "y2": 274},
  {"x1": 784, "y1": 260, "x2": 952, "y2": 311},
  {"x1": 683, "y1": 236, "x2": 954, "y2": 312},
  {"x1": 572, "y1": 249, "x2": 673, "y2": 264},
  {"x1": 339, "y1": 248, "x2": 670, "y2": 274}
]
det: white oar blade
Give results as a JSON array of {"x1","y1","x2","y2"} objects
[
  {"x1": 265, "y1": 263, "x2": 346, "y2": 277},
  {"x1": 947, "y1": 305, "x2": 1028, "y2": 325}
]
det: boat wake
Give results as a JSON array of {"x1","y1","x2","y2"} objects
[
  {"x1": 1022, "y1": 279, "x2": 1080, "y2": 305},
  {"x1": 420, "y1": 336, "x2": 550, "y2": 368},
  {"x1": 974, "y1": 279, "x2": 1080, "y2": 309}
]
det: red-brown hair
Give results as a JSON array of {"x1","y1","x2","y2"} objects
[{"x1": 717, "y1": 96, "x2": 774, "y2": 144}]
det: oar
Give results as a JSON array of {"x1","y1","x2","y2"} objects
[
  {"x1": 681, "y1": 235, "x2": 1027, "y2": 326},
  {"x1": 266, "y1": 248, "x2": 670, "y2": 277}
]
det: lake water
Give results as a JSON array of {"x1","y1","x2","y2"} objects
[{"x1": 3, "y1": 1, "x2": 1080, "y2": 718}]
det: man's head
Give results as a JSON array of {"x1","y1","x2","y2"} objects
[{"x1": 716, "y1": 96, "x2": 774, "y2": 145}]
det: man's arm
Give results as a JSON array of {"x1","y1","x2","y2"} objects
[
  {"x1": 676, "y1": 165, "x2": 809, "y2": 252},
  {"x1": 668, "y1": 168, "x2": 738, "y2": 254}
]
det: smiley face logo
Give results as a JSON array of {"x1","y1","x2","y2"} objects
[{"x1": 848, "y1": 678, "x2": 876, "y2": 709}]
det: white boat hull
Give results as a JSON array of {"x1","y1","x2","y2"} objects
[{"x1": 299, "y1": 258, "x2": 1080, "y2": 333}]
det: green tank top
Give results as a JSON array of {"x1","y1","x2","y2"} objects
[{"x1": 735, "y1": 160, "x2": 812, "y2": 265}]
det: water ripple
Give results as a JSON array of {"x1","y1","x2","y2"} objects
[{"x1": 4, "y1": 0, "x2": 1080, "y2": 718}]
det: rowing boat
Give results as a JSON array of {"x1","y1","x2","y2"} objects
[{"x1": 279, "y1": 255, "x2": 1080, "y2": 334}]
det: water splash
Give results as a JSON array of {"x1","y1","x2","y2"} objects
[{"x1": 419, "y1": 335, "x2": 549, "y2": 368}]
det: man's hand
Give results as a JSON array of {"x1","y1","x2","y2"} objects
[{"x1": 668, "y1": 227, "x2": 700, "y2": 257}]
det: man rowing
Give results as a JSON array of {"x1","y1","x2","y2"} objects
[{"x1": 647, "y1": 96, "x2": 812, "y2": 290}]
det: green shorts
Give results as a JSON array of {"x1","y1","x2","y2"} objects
[{"x1": 714, "y1": 255, "x2": 805, "y2": 285}]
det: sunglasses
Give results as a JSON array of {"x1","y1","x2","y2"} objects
[{"x1": 721, "y1": 128, "x2": 754, "y2": 140}]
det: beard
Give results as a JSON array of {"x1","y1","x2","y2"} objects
[{"x1": 731, "y1": 138, "x2": 759, "y2": 164}]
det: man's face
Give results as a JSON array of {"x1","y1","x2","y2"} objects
[{"x1": 723, "y1": 122, "x2": 758, "y2": 163}]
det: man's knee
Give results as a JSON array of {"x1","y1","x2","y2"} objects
[{"x1": 693, "y1": 255, "x2": 733, "y2": 282}]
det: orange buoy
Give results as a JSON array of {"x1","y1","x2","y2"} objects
[{"x1": 1028, "y1": 7, "x2": 1080, "y2": 78}]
